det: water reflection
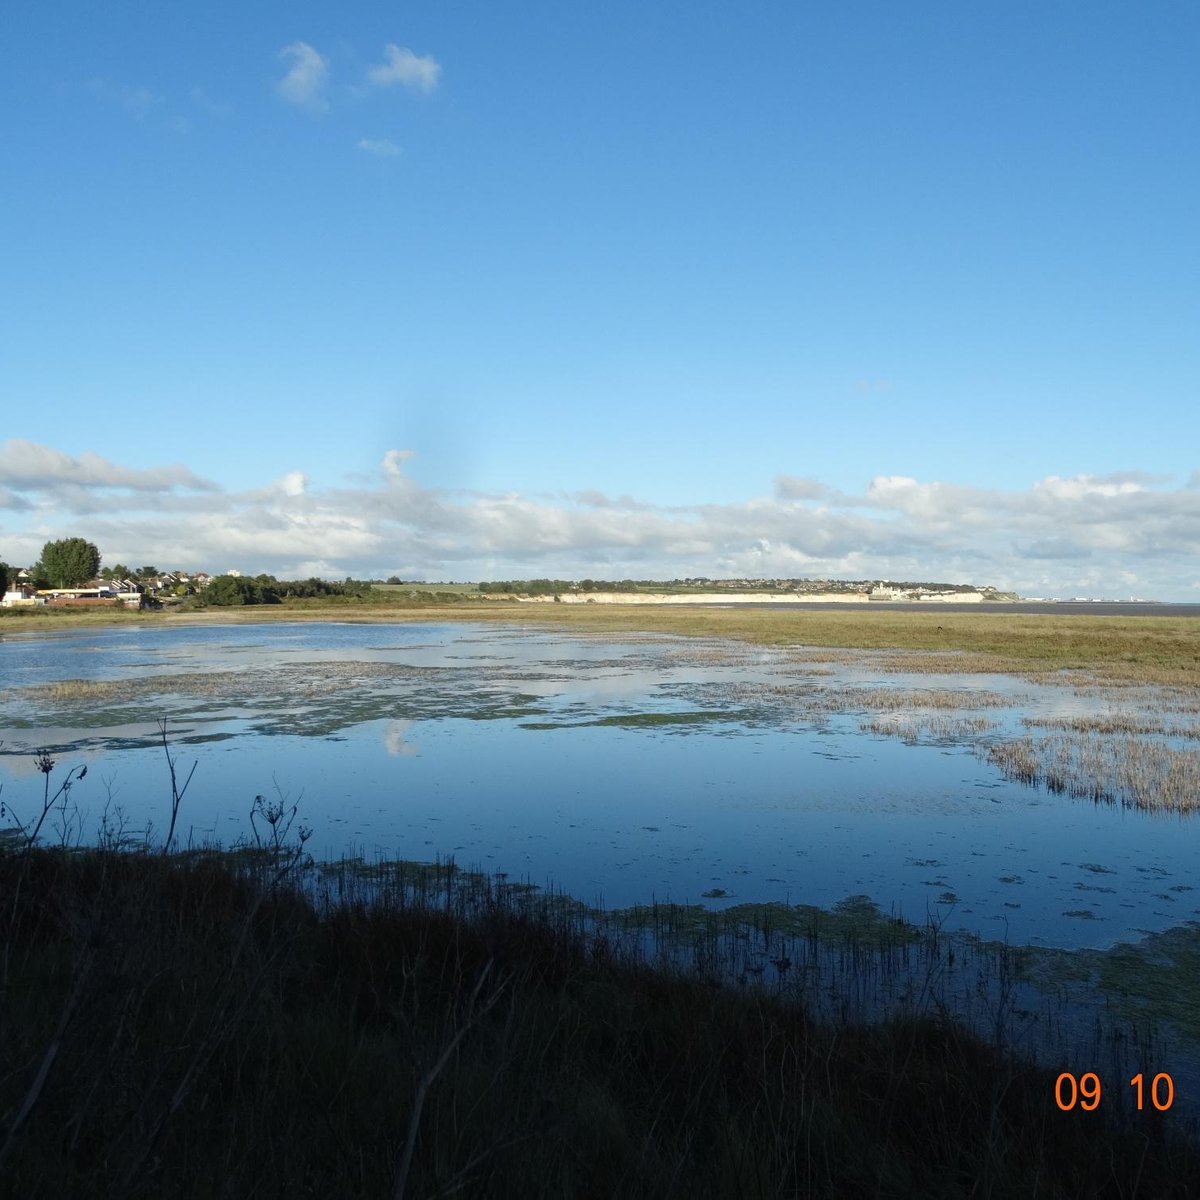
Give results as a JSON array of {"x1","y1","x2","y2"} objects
[
  {"x1": 0, "y1": 620, "x2": 1196, "y2": 951},
  {"x1": 383, "y1": 719, "x2": 419, "y2": 758}
]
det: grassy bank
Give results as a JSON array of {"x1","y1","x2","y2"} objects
[{"x1": 3, "y1": 844, "x2": 1198, "y2": 1199}]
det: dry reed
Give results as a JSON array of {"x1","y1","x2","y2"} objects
[
  {"x1": 1023, "y1": 713, "x2": 1200, "y2": 739},
  {"x1": 985, "y1": 733, "x2": 1200, "y2": 813},
  {"x1": 861, "y1": 714, "x2": 997, "y2": 741}
]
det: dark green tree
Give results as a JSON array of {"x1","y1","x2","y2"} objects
[
  {"x1": 0, "y1": 561, "x2": 8, "y2": 595},
  {"x1": 205, "y1": 575, "x2": 254, "y2": 606},
  {"x1": 251, "y1": 574, "x2": 281, "y2": 603},
  {"x1": 38, "y1": 538, "x2": 102, "y2": 587}
]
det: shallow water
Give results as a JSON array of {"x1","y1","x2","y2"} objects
[{"x1": 2, "y1": 620, "x2": 1198, "y2": 951}]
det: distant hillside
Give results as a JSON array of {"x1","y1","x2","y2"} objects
[{"x1": 476, "y1": 578, "x2": 1019, "y2": 600}]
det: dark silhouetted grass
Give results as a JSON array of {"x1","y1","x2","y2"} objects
[{"x1": 2, "y1": 845, "x2": 1198, "y2": 1199}]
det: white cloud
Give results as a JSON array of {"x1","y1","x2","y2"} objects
[
  {"x1": 571, "y1": 490, "x2": 650, "y2": 511},
  {"x1": 1020, "y1": 537, "x2": 1093, "y2": 561},
  {"x1": 0, "y1": 440, "x2": 218, "y2": 494},
  {"x1": 381, "y1": 449, "x2": 416, "y2": 483},
  {"x1": 277, "y1": 471, "x2": 308, "y2": 497},
  {"x1": 276, "y1": 42, "x2": 329, "y2": 110},
  {"x1": 1033, "y1": 473, "x2": 1148, "y2": 502},
  {"x1": 365, "y1": 45, "x2": 441, "y2": 94},
  {"x1": 5, "y1": 444, "x2": 1200, "y2": 598},
  {"x1": 356, "y1": 136, "x2": 401, "y2": 157},
  {"x1": 0, "y1": 486, "x2": 32, "y2": 511},
  {"x1": 774, "y1": 475, "x2": 827, "y2": 501}
]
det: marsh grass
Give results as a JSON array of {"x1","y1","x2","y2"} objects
[
  {"x1": 986, "y1": 733, "x2": 1200, "y2": 812},
  {"x1": 4, "y1": 844, "x2": 1199, "y2": 1199},
  {"x1": 861, "y1": 713, "x2": 997, "y2": 742},
  {"x1": 728, "y1": 683, "x2": 1019, "y2": 723},
  {"x1": 455, "y1": 605, "x2": 1200, "y2": 685},
  {"x1": 26, "y1": 671, "x2": 247, "y2": 702},
  {"x1": 29, "y1": 678, "x2": 125, "y2": 701},
  {"x1": 8, "y1": 602, "x2": 1200, "y2": 687},
  {"x1": 1023, "y1": 713, "x2": 1200, "y2": 739},
  {"x1": 811, "y1": 685, "x2": 1017, "y2": 711}
]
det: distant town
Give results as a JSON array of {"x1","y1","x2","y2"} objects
[
  {"x1": 2, "y1": 557, "x2": 1027, "y2": 608},
  {"x1": 1, "y1": 542, "x2": 1165, "y2": 609}
]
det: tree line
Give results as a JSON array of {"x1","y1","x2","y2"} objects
[
  {"x1": 0, "y1": 538, "x2": 374, "y2": 606},
  {"x1": 203, "y1": 575, "x2": 374, "y2": 606}
]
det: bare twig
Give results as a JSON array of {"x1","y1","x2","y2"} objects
[{"x1": 158, "y1": 719, "x2": 197, "y2": 854}]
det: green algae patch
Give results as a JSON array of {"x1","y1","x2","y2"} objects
[
  {"x1": 1093, "y1": 923, "x2": 1200, "y2": 1042},
  {"x1": 590, "y1": 710, "x2": 744, "y2": 728},
  {"x1": 521, "y1": 709, "x2": 746, "y2": 731},
  {"x1": 608, "y1": 895, "x2": 924, "y2": 948},
  {"x1": 322, "y1": 856, "x2": 488, "y2": 890},
  {"x1": 608, "y1": 903, "x2": 712, "y2": 938},
  {"x1": 1016, "y1": 922, "x2": 1200, "y2": 1045},
  {"x1": 176, "y1": 845, "x2": 289, "y2": 867}
]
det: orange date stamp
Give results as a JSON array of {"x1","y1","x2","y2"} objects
[{"x1": 1055, "y1": 1071, "x2": 1175, "y2": 1112}]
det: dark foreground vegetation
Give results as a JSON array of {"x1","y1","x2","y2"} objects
[{"x1": 3, "y1": 844, "x2": 1198, "y2": 1199}]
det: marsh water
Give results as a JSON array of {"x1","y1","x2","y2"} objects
[{"x1": 2, "y1": 620, "x2": 1196, "y2": 952}]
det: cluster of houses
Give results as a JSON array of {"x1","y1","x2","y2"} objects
[
  {"x1": 867, "y1": 584, "x2": 986, "y2": 603},
  {"x1": 675, "y1": 578, "x2": 1005, "y2": 602},
  {"x1": 1, "y1": 569, "x2": 213, "y2": 609}
]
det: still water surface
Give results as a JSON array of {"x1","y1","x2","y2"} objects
[{"x1": 2, "y1": 621, "x2": 1196, "y2": 950}]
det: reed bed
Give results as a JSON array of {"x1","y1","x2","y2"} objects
[
  {"x1": 727, "y1": 682, "x2": 1019, "y2": 715},
  {"x1": 1023, "y1": 713, "x2": 1200, "y2": 739},
  {"x1": 861, "y1": 713, "x2": 997, "y2": 741},
  {"x1": 26, "y1": 670, "x2": 247, "y2": 701},
  {"x1": 779, "y1": 648, "x2": 873, "y2": 666},
  {"x1": 985, "y1": 733, "x2": 1200, "y2": 813},
  {"x1": 815, "y1": 685, "x2": 1018, "y2": 711},
  {"x1": 28, "y1": 678, "x2": 124, "y2": 700},
  {"x1": 875, "y1": 651, "x2": 1023, "y2": 675}
]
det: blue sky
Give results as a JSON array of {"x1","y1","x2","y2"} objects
[{"x1": 2, "y1": 2, "x2": 1199, "y2": 595}]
